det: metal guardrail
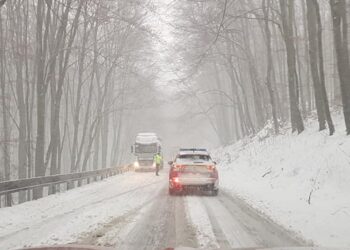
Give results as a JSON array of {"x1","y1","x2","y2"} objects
[{"x1": 0, "y1": 164, "x2": 132, "y2": 208}]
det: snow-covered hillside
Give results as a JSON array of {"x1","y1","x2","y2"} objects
[{"x1": 213, "y1": 111, "x2": 350, "y2": 247}]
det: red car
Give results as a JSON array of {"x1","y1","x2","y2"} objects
[{"x1": 168, "y1": 149, "x2": 219, "y2": 196}]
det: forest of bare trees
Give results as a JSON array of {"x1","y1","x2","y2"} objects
[
  {"x1": 0, "y1": 0, "x2": 157, "y2": 204},
  {"x1": 171, "y1": 0, "x2": 350, "y2": 145},
  {"x1": 1, "y1": 0, "x2": 350, "y2": 205}
]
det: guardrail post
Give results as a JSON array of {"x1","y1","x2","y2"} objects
[
  {"x1": 28, "y1": 189, "x2": 32, "y2": 202},
  {"x1": 48, "y1": 184, "x2": 57, "y2": 195},
  {"x1": 6, "y1": 193, "x2": 12, "y2": 207},
  {"x1": 67, "y1": 181, "x2": 73, "y2": 190}
]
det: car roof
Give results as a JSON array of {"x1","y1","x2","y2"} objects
[
  {"x1": 179, "y1": 148, "x2": 207, "y2": 152},
  {"x1": 178, "y1": 149, "x2": 210, "y2": 156}
]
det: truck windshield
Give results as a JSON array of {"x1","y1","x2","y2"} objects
[{"x1": 135, "y1": 143, "x2": 157, "y2": 154}]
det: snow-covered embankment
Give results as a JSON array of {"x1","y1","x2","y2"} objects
[{"x1": 213, "y1": 111, "x2": 350, "y2": 247}]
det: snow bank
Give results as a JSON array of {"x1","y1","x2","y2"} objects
[
  {"x1": 212, "y1": 111, "x2": 350, "y2": 247},
  {"x1": 0, "y1": 172, "x2": 164, "y2": 250}
]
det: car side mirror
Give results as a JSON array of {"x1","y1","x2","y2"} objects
[
  {"x1": 168, "y1": 161, "x2": 173, "y2": 165},
  {"x1": 213, "y1": 161, "x2": 217, "y2": 165}
]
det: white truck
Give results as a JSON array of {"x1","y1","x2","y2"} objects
[{"x1": 131, "y1": 132, "x2": 162, "y2": 172}]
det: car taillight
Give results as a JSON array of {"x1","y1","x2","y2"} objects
[
  {"x1": 209, "y1": 166, "x2": 218, "y2": 178},
  {"x1": 175, "y1": 164, "x2": 184, "y2": 170},
  {"x1": 173, "y1": 177, "x2": 180, "y2": 183},
  {"x1": 207, "y1": 165, "x2": 215, "y2": 171},
  {"x1": 170, "y1": 170, "x2": 178, "y2": 178}
]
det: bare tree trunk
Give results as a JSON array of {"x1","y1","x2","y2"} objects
[
  {"x1": 263, "y1": 0, "x2": 279, "y2": 134},
  {"x1": 23, "y1": 0, "x2": 34, "y2": 188},
  {"x1": 78, "y1": 78, "x2": 94, "y2": 172},
  {"x1": 330, "y1": 0, "x2": 350, "y2": 134},
  {"x1": 240, "y1": 22, "x2": 265, "y2": 129},
  {"x1": 301, "y1": 0, "x2": 312, "y2": 114},
  {"x1": 315, "y1": 0, "x2": 334, "y2": 135},
  {"x1": 279, "y1": 0, "x2": 304, "y2": 133},
  {"x1": 0, "y1": 10, "x2": 12, "y2": 206},
  {"x1": 13, "y1": 4, "x2": 28, "y2": 201},
  {"x1": 34, "y1": 0, "x2": 50, "y2": 199},
  {"x1": 0, "y1": 0, "x2": 5, "y2": 8},
  {"x1": 294, "y1": 18, "x2": 306, "y2": 117},
  {"x1": 49, "y1": 1, "x2": 81, "y2": 177},
  {"x1": 213, "y1": 61, "x2": 231, "y2": 144},
  {"x1": 80, "y1": 14, "x2": 100, "y2": 172},
  {"x1": 71, "y1": 6, "x2": 90, "y2": 172},
  {"x1": 306, "y1": 0, "x2": 327, "y2": 131},
  {"x1": 6, "y1": 0, "x2": 28, "y2": 202}
]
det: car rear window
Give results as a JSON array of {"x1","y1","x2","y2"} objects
[{"x1": 177, "y1": 154, "x2": 210, "y2": 161}]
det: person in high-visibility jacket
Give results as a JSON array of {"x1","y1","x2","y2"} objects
[{"x1": 154, "y1": 153, "x2": 162, "y2": 176}]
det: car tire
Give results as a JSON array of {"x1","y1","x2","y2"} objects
[
  {"x1": 211, "y1": 189, "x2": 218, "y2": 196},
  {"x1": 169, "y1": 188, "x2": 175, "y2": 196}
]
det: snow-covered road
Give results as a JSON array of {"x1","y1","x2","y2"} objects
[{"x1": 0, "y1": 170, "x2": 305, "y2": 250}]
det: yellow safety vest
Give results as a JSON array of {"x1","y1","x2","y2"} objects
[{"x1": 154, "y1": 154, "x2": 162, "y2": 165}]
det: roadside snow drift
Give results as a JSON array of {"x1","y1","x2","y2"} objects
[
  {"x1": 0, "y1": 172, "x2": 164, "y2": 250},
  {"x1": 213, "y1": 111, "x2": 350, "y2": 247}
]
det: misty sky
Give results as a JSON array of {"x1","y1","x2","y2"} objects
[{"x1": 126, "y1": 0, "x2": 220, "y2": 160}]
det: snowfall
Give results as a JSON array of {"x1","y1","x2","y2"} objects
[{"x1": 0, "y1": 110, "x2": 349, "y2": 249}]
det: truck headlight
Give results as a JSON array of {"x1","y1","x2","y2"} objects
[{"x1": 134, "y1": 161, "x2": 139, "y2": 167}]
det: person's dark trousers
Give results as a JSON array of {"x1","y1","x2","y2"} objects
[{"x1": 156, "y1": 164, "x2": 160, "y2": 176}]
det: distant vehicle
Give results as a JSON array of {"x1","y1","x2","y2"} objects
[
  {"x1": 168, "y1": 148, "x2": 219, "y2": 196},
  {"x1": 131, "y1": 132, "x2": 163, "y2": 172}
]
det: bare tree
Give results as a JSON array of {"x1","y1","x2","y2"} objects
[
  {"x1": 279, "y1": 0, "x2": 304, "y2": 133},
  {"x1": 262, "y1": 0, "x2": 279, "y2": 134},
  {"x1": 306, "y1": 0, "x2": 334, "y2": 135},
  {"x1": 330, "y1": 0, "x2": 350, "y2": 134}
]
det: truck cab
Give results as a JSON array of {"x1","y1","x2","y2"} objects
[{"x1": 131, "y1": 133, "x2": 162, "y2": 172}]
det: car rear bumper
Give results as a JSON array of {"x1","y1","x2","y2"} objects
[
  {"x1": 183, "y1": 183, "x2": 217, "y2": 191},
  {"x1": 169, "y1": 177, "x2": 219, "y2": 190}
]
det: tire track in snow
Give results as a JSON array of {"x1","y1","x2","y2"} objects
[
  {"x1": 116, "y1": 187, "x2": 197, "y2": 250},
  {"x1": 217, "y1": 190, "x2": 306, "y2": 247},
  {"x1": 185, "y1": 195, "x2": 221, "y2": 249},
  {"x1": 202, "y1": 195, "x2": 258, "y2": 248},
  {"x1": 186, "y1": 190, "x2": 307, "y2": 249}
]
